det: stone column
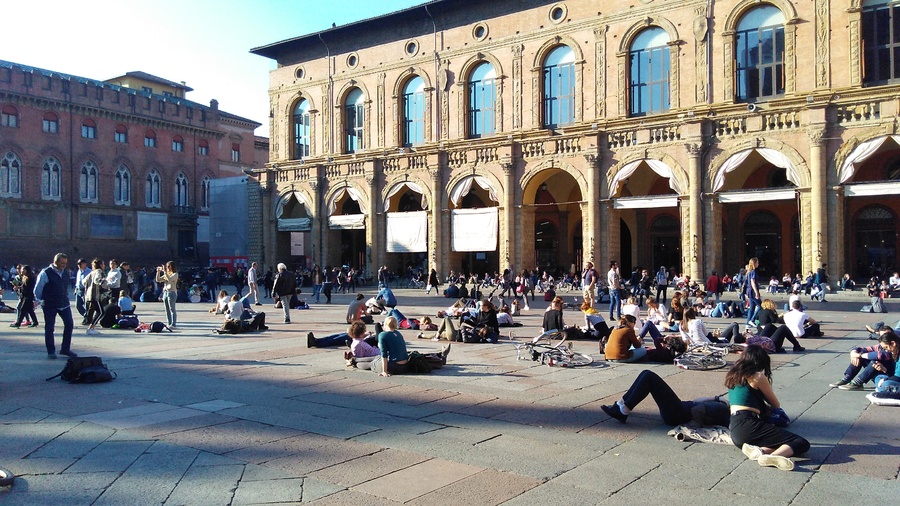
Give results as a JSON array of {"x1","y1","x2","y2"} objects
[
  {"x1": 429, "y1": 165, "x2": 444, "y2": 275},
  {"x1": 584, "y1": 152, "x2": 600, "y2": 265},
  {"x1": 366, "y1": 172, "x2": 380, "y2": 272},
  {"x1": 502, "y1": 161, "x2": 516, "y2": 274},
  {"x1": 310, "y1": 179, "x2": 324, "y2": 267},
  {"x1": 686, "y1": 142, "x2": 703, "y2": 279},
  {"x1": 808, "y1": 126, "x2": 828, "y2": 276}
]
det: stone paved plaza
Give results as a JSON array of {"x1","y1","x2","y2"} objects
[{"x1": 0, "y1": 287, "x2": 898, "y2": 505}]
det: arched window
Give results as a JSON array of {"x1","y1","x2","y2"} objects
[
  {"x1": 542, "y1": 45, "x2": 576, "y2": 128},
  {"x1": 81, "y1": 118, "x2": 97, "y2": 139},
  {"x1": 402, "y1": 76, "x2": 426, "y2": 147},
  {"x1": 231, "y1": 143, "x2": 241, "y2": 162},
  {"x1": 144, "y1": 129, "x2": 157, "y2": 148},
  {"x1": 43, "y1": 112, "x2": 59, "y2": 133},
  {"x1": 629, "y1": 27, "x2": 671, "y2": 116},
  {"x1": 863, "y1": 0, "x2": 900, "y2": 84},
  {"x1": 468, "y1": 62, "x2": 496, "y2": 138},
  {"x1": 115, "y1": 165, "x2": 131, "y2": 205},
  {"x1": 293, "y1": 100, "x2": 310, "y2": 159},
  {"x1": 198, "y1": 139, "x2": 209, "y2": 156},
  {"x1": 42, "y1": 157, "x2": 62, "y2": 200},
  {"x1": 174, "y1": 173, "x2": 189, "y2": 207},
  {"x1": 172, "y1": 134, "x2": 184, "y2": 152},
  {"x1": 345, "y1": 88, "x2": 365, "y2": 153},
  {"x1": 114, "y1": 124, "x2": 128, "y2": 143},
  {"x1": 735, "y1": 5, "x2": 785, "y2": 102},
  {"x1": 79, "y1": 160, "x2": 98, "y2": 202},
  {"x1": 146, "y1": 170, "x2": 161, "y2": 207},
  {"x1": 1, "y1": 105, "x2": 18, "y2": 127},
  {"x1": 201, "y1": 176, "x2": 211, "y2": 210},
  {"x1": 0, "y1": 151, "x2": 22, "y2": 197}
]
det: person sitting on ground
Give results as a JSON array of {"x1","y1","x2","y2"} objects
[
  {"x1": 757, "y1": 299, "x2": 805, "y2": 353},
  {"x1": 605, "y1": 315, "x2": 646, "y2": 362},
  {"x1": 140, "y1": 284, "x2": 158, "y2": 303},
  {"x1": 346, "y1": 293, "x2": 372, "y2": 323},
  {"x1": 210, "y1": 289, "x2": 229, "y2": 314},
  {"x1": 496, "y1": 303, "x2": 518, "y2": 327},
  {"x1": 783, "y1": 300, "x2": 823, "y2": 338},
  {"x1": 667, "y1": 292, "x2": 685, "y2": 331},
  {"x1": 373, "y1": 316, "x2": 450, "y2": 376},
  {"x1": 829, "y1": 331, "x2": 899, "y2": 390},
  {"x1": 726, "y1": 345, "x2": 809, "y2": 471},
  {"x1": 621, "y1": 296, "x2": 642, "y2": 326},
  {"x1": 767, "y1": 277, "x2": 780, "y2": 294},
  {"x1": 681, "y1": 307, "x2": 739, "y2": 346},
  {"x1": 119, "y1": 293, "x2": 136, "y2": 316},
  {"x1": 866, "y1": 320, "x2": 900, "y2": 340},
  {"x1": 98, "y1": 297, "x2": 123, "y2": 329},
  {"x1": 225, "y1": 293, "x2": 254, "y2": 321},
  {"x1": 470, "y1": 299, "x2": 500, "y2": 342},
  {"x1": 542, "y1": 296, "x2": 566, "y2": 333},
  {"x1": 639, "y1": 334, "x2": 687, "y2": 364},
  {"x1": 581, "y1": 297, "x2": 611, "y2": 342},
  {"x1": 841, "y1": 274, "x2": 856, "y2": 291},
  {"x1": 602, "y1": 369, "x2": 730, "y2": 425},
  {"x1": 343, "y1": 320, "x2": 380, "y2": 369},
  {"x1": 0, "y1": 288, "x2": 16, "y2": 313},
  {"x1": 710, "y1": 300, "x2": 743, "y2": 318}
]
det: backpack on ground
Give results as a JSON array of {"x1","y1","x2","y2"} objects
[
  {"x1": 46, "y1": 356, "x2": 116, "y2": 384},
  {"x1": 149, "y1": 321, "x2": 171, "y2": 333},
  {"x1": 116, "y1": 315, "x2": 139, "y2": 329},
  {"x1": 217, "y1": 319, "x2": 244, "y2": 334}
]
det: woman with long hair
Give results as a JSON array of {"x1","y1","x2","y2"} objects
[
  {"x1": 156, "y1": 261, "x2": 179, "y2": 328},
  {"x1": 11, "y1": 265, "x2": 38, "y2": 328},
  {"x1": 726, "y1": 345, "x2": 809, "y2": 471},
  {"x1": 604, "y1": 315, "x2": 646, "y2": 362},
  {"x1": 745, "y1": 257, "x2": 762, "y2": 332},
  {"x1": 83, "y1": 258, "x2": 106, "y2": 335}
]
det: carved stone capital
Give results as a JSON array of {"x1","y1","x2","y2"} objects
[
  {"x1": 807, "y1": 127, "x2": 827, "y2": 147},
  {"x1": 684, "y1": 142, "x2": 703, "y2": 157}
]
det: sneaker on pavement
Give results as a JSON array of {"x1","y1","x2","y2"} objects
[
  {"x1": 59, "y1": 350, "x2": 78, "y2": 358},
  {"x1": 307, "y1": 332, "x2": 316, "y2": 348},
  {"x1": 441, "y1": 343, "x2": 451, "y2": 361},
  {"x1": 741, "y1": 443, "x2": 763, "y2": 461},
  {"x1": 838, "y1": 382, "x2": 863, "y2": 390},
  {"x1": 86, "y1": 329, "x2": 100, "y2": 336},
  {"x1": 601, "y1": 404, "x2": 628, "y2": 423},
  {"x1": 47, "y1": 352, "x2": 57, "y2": 360},
  {"x1": 757, "y1": 454, "x2": 794, "y2": 471},
  {"x1": 29, "y1": 322, "x2": 39, "y2": 328},
  {"x1": 792, "y1": 346, "x2": 806, "y2": 352},
  {"x1": 829, "y1": 379, "x2": 850, "y2": 388}
]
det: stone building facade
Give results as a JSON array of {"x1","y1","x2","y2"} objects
[
  {"x1": 251, "y1": 0, "x2": 900, "y2": 283},
  {"x1": 0, "y1": 62, "x2": 268, "y2": 268}
]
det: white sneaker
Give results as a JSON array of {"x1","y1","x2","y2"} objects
[
  {"x1": 741, "y1": 443, "x2": 762, "y2": 461},
  {"x1": 86, "y1": 329, "x2": 100, "y2": 336},
  {"x1": 757, "y1": 454, "x2": 794, "y2": 471}
]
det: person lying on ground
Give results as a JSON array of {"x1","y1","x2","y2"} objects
[
  {"x1": 602, "y1": 369, "x2": 729, "y2": 425},
  {"x1": 829, "y1": 330, "x2": 899, "y2": 390},
  {"x1": 866, "y1": 319, "x2": 900, "y2": 340},
  {"x1": 639, "y1": 334, "x2": 687, "y2": 364},
  {"x1": 726, "y1": 345, "x2": 809, "y2": 471}
]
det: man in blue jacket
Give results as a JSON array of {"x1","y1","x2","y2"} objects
[{"x1": 34, "y1": 253, "x2": 76, "y2": 359}]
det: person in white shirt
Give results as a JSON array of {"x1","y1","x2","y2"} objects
[
  {"x1": 74, "y1": 258, "x2": 91, "y2": 319},
  {"x1": 782, "y1": 300, "x2": 822, "y2": 338},
  {"x1": 621, "y1": 296, "x2": 642, "y2": 327},
  {"x1": 106, "y1": 259, "x2": 122, "y2": 300},
  {"x1": 680, "y1": 308, "x2": 739, "y2": 345},
  {"x1": 248, "y1": 262, "x2": 261, "y2": 306},
  {"x1": 890, "y1": 272, "x2": 900, "y2": 291},
  {"x1": 608, "y1": 261, "x2": 623, "y2": 320}
]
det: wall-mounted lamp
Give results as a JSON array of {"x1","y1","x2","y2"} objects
[{"x1": 539, "y1": 183, "x2": 548, "y2": 192}]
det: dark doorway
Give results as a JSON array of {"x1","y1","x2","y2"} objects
[
  {"x1": 854, "y1": 205, "x2": 897, "y2": 279},
  {"x1": 649, "y1": 215, "x2": 680, "y2": 273},
  {"x1": 743, "y1": 211, "x2": 781, "y2": 280},
  {"x1": 178, "y1": 230, "x2": 195, "y2": 259},
  {"x1": 619, "y1": 219, "x2": 633, "y2": 275}
]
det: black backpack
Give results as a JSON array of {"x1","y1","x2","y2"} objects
[
  {"x1": 150, "y1": 321, "x2": 172, "y2": 333},
  {"x1": 46, "y1": 356, "x2": 116, "y2": 384}
]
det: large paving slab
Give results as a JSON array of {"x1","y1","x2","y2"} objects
[{"x1": 0, "y1": 288, "x2": 899, "y2": 504}]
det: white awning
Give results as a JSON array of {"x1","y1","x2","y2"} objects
[
  {"x1": 717, "y1": 189, "x2": 796, "y2": 203},
  {"x1": 386, "y1": 211, "x2": 428, "y2": 252},
  {"x1": 328, "y1": 214, "x2": 366, "y2": 229},
  {"x1": 277, "y1": 217, "x2": 312, "y2": 232},
  {"x1": 844, "y1": 181, "x2": 900, "y2": 197},
  {"x1": 839, "y1": 136, "x2": 900, "y2": 184},
  {"x1": 610, "y1": 159, "x2": 683, "y2": 196},
  {"x1": 451, "y1": 207, "x2": 498, "y2": 252},
  {"x1": 449, "y1": 175, "x2": 499, "y2": 207},
  {"x1": 384, "y1": 181, "x2": 427, "y2": 209},
  {"x1": 327, "y1": 186, "x2": 366, "y2": 216},
  {"x1": 613, "y1": 196, "x2": 679, "y2": 209},
  {"x1": 713, "y1": 148, "x2": 798, "y2": 192},
  {"x1": 275, "y1": 191, "x2": 309, "y2": 219}
]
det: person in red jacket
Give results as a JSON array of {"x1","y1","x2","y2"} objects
[{"x1": 705, "y1": 270, "x2": 722, "y2": 304}]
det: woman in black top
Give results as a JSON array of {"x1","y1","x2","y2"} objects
[
  {"x1": 756, "y1": 299, "x2": 804, "y2": 353},
  {"x1": 11, "y1": 265, "x2": 38, "y2": 328},
  {"x1": 474, "y1": 299, "x2": 500, "y2": 342},
  {"x1": 542, "y1": 296, "x2": 565, "y2": 332}
]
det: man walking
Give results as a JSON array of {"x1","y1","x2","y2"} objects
[
  {"x1": 34, "y1": 253, "x2": 76, "y2": 359},
  {"x1": 814, "y1": 263, "x2": 828, "y2": 302},
  {"x1": 582, "y1": 261, "x2": 597, "y2": 302},
  {"x1": 248, "y1": 262, "x2": 261, "y2": 306},
  {"x1": 608, "y1": 261, "x2": 623, "y2": 320},
  {"x1": 272, "y1": 263, "x2": 296, "y2": 323},
  {"x1": 74, "y1": 258, "x2": 90, "y2": 320}
]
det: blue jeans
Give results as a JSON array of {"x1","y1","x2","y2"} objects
[
  {"x1": 608, "y1": 346, "x2": 647, "y2": 363},
  {"x1": 163, "y1": 290, "x2": 177, "y2": 326},
  {"x1": 746, "y1": 297, "x2": 761, "y2": 326},
  {"x1": 313, "y1": 283, "x2": 323, "y2": 303},
  {"x1": 875, "y1": 374, "x2": 900, "y2": 393},
  {"x1": 315, "y1": 332, "x2": 351, "y2": 347},
  {"x1": 843, "y1": 360, "x2": 882, "y2": 385},
  {"x1": 638, "y1": 320, "x2": 662, "y2": 339},
  {"x1": 75, "y1": 290, "x2": 87, "y2": 317},
  {"x1": 609, "y1": 289, "x2": 622, "y2": 320},
  {"x1": 43, "y1": 305, "x2": 74, "y2": 354}
]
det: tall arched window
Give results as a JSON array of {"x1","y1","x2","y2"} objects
[
  {"x1": 542, "y1": 46, "x2": 576, "y2": 128},
  {"x1": 629, "y1": 27, "x2": 671, "y2": 116},
  {"x1": 344, "y1": 88, "x2": 365, "y2": 153},
  {"x1": 174, "y1": 173, "x2": 189, "y2": 207},
  {"x1": 468, "y1": 62, "x2": 496, "y2": 138},
  {"x1": 863, "y1": 0, "x2": 900, "y2": 84},
  {"x1": 293, "y1": 100, "x2": 310, "y2": 159},
  {"x1": 0, "y1": 151, "x2": 22, "y2": 197},
  {"x1": 735, "y1": 5, "x2": 785, "y2": 102},
  {"x1": 43, "y1": 112, "x2": 59, "y2": 133},
  {"x1": 402, "y1": 76, "x2": 426, "y2": 147},
  {"x1": 115, "y1": 165, "x2": 131, "y2": 205},
  {"x1": 146, "y1": 170, "x2": 161, "y2": 207},
  {"x1": 43, "y1": 157, "x2": 62, "y2": 200},
  {"x1": 1, "y1": 105, "x2": 18, "y2": 128},
  {"x1": 79, "y1": 160, "x2": 98, "y2": 202},
  {"x1": 81, "y1": 118, "x2": 97, "y2": 139},
  {"x1": 201, "y1": 176, "x2": 211, "y2": 210}
]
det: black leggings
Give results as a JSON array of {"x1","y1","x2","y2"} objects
[
  {"x1": 729, "y1": 410, "x2": 809, "y2": 455},
  {"x1": 760, "y1": 324, "x2": 802, "y2": 351},
  {"x1": 14, "y1": 296, "x2": 37, "y2": 325},
  {"x1": 622, "y1": 370, "x2": 693, "y2": 426},
  {"x1": 85, "y1": 300, "x2": 103, "y2": 327}
]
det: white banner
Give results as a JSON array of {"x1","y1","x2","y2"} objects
[
  {"x1": 452, "y1": 207, "x2": 498, "y2": 252},
  {"x1": 290, "y1": 232, "x2": 305, "y2": 255},
  {"x1": 386, "y1": 211, "x2": 427, "y2": 252},
  {"x1": 137, "y1": 211, "x2": 168, "y2": 241},
  {"x1": 328, "y1": 214, "x2": 366, "y2": 230}
]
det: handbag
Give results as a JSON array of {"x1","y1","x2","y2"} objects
[{"x1": 46, "y1": 356, "x2": 116, "y2": 383}]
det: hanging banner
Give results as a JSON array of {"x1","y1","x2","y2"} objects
[
  {"x1": 386, "y1": 211, "x2": 427, "y2": 252},
  {"x1": 328, "y1": 214, "x2": 366, "y2": 230},
  {"x1": 451, "y1": 207, "x2": 498, "y2": 252}
]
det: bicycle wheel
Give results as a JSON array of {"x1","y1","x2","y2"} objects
[
  {"x1": 531, "y1": 329, "x2": 566, "y2": 348},
  {"x1": 675, "y1": 353, "x2": 727, "y2": 371},
  {"x1": 558, "y1": 350, "x2": 593, "y2": 367}
]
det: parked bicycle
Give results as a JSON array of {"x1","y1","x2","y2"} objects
[
  {"x1": 512, "y1": 330, "x2": 595, "y2": 367},
  {"x1": 674, "y1": 343, "x2": 739, "y2": 371}
]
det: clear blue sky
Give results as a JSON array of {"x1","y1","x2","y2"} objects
[{"x1": 4, "y1": 0, "x2": 424, "y2": 137}]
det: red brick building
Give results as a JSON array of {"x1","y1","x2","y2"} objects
[{"x1": 0, "y1": 61, "x2": 268, "y2": 269}]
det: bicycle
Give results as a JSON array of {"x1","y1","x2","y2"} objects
[
  {"x1": 512, "y1": 330, "x2": 594, "y2": 367},
  {"x1": 674, "y1": 343, "x2": 732, "y2": 371}
]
